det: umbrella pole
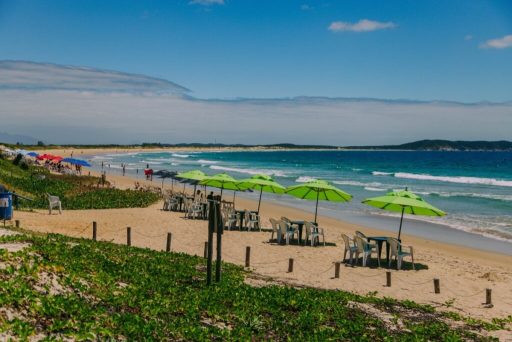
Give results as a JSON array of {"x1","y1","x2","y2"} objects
[
  {"x1": 182, "y1": 183, "x2": 186, "y2": 194},
  {"x1": 220, "y1": 188, "x2": 223, "y2": 201},
  {"x1": 397, "y1": 207, "x2": 405, "y2": 241},
  {"x1": 233, "y1": 191, "x2": 236, "y2": 206},
  {"x1": 314, "y1": 192, "x2": 319, "y2": 224},
  {"x1": 257, "y1": 189, "x2": 263, "y2": 213},
  {"x1": 161, "y1": 178, "x2": 164, "y2": 190},
  {"x1": 171, "y1": 179, "x2": 174, "y2": 192},
  {"x1": 194, "y1": 184, "x2": 197, "y2": 199}
]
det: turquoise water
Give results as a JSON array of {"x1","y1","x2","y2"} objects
[{"x1": 90, "y1": 150, "x2": 512, "y2": 248}]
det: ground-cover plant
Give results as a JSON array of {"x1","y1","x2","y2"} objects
[
  {"x1": 0, "y1": 159, "x2": 160, "y2": 209},
  {"x1": 0, "y1": 231, "x2": 503, "y2": 341}
]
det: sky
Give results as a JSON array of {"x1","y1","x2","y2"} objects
[
  {"x1": 1, "y1": 0, "x2": 511, "y2": 101},
  {"x1": 0, "y1": 0, "x2": 511, "y2": 145}
]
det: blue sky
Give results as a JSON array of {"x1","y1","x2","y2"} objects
[{"x1": 1, "y1": 0, "x2": 511, "y2": 102}]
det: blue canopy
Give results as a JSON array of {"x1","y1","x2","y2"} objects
[
  {"x1": 27, "y1": 152, "x2": 39, "y2": 157},
  {"x1": 62, "y1": 158, "x2": 91, "y2": 167}
]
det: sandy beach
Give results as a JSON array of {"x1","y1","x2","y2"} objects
[{"x1": 12, "y1": 149, "x2": 512, "y2": 322}]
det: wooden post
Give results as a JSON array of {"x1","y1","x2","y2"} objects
[
  {"x1": 334, "y1": 262, "x2": 340, "y2": 278},
  {"x1": 126, "y1": 227, "x2": 131, "y2": 246},
  {"x1": 245, "y1": 246, "x2": 251, "y2": 267},
  {"x1": 215, "y1": 198, "x2": 222, "y2": 283},
  {"x1": 434, "y1": 278, "x2": 440, "y2": 294},
  {"x1": 204, "y1": 241, "x2": 208, "y2": 258},
  {"x1": 166, "y1": 233, "x2": 172, "y2": 252},
  {"x1": 92, "y1": 221, "x2": 97, "y2": 241},
  {"x1": 15, "y1": 220, "x2": 20, "y2": 228},
  {"x1": 486, "y1": 288, "x2": 492, "y2": 305},
  {"x1": 386, "y1": 271, "x2": 392, "y2": 287},
  {"x1": 288, "y1": 258, "x2": 294, "y2": 273}
]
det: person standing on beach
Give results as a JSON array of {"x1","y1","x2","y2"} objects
[{"x1": 122, "y1": 163, "x2": 126, "y2": 176}]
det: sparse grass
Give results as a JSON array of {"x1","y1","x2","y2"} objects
[
  {"x1": 0, "y1": 230, "x2": 503, "y2": 341},
  {"x1": 0, "y1": 158, "x2": 160, "y2": 209}
]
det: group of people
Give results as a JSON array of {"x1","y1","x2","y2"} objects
[{"x1": 36, "y1": 159, "x2": 82, "y2": 175}]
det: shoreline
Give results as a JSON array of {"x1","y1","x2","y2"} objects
[
  {"x1": 43, "y1": 147, "x2": 512, "y2": 252},
  {"x1": 76, "y1": 147, "x2": 512, "y2": 254}
]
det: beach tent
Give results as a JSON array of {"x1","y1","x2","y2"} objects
[
  {"x1": 27, "y1": 152, "x2": 39, "y2": 158},
  {"x1": 362, "y1": 188, "x2": 446, "y2": 240},
  {"x1": 14, "y1": 149, "x2": 30, "y2": 156},
  {"x1": 239, "y1": 174, "x2": 285, "y2": 213},
  {"x1": 285, "y1": 179, "x2": 352, "y2": 224}
]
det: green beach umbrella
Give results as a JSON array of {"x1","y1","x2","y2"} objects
[
  {"x1": 176, "y1": 170, "x2": 207, "y2": 182},
  {"x1": 239, "y1": 174, "x2": 286, "y2": 213},
  {"x1": 199, "y1": 173, "x2": 245, "y2": 200},
  {"x1": 362, "y1": 188, "x2": 446, "y2": 240},
  {"x1": 285, "y1": 179, "x2": 352, "y2": 224},
  {"x1": 176, "y1": 170, "x2": 207, "y2": 196}
]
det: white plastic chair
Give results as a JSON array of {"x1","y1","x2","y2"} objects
[
  {"x1": 168, "y1": 197, "x2": 179, "y2": 211},
  {"x1": 278, "y1": 220, "x2": 298, "y2": 245},
  {"x1": 225, "y1": 209, "x2": 239, "y2": 231},
  {"x1": 355, "y1": 230, "x2": 377, "y2": 249},
  {"x1": 269, "y1": 218, "x2": 281, "y2": 243},
  {"x1": 354, "y1": 235, "x2": 380, "y2": 267},
  {"x1": 388, "y1": 238, "x2": 415, "y2": 270},
  {"x1": 304, "y1": 222, "x2": 325, "y2": 246},
  {"x1": 341, "y1": 234, "x2": 358, "y2": 265},
  {"x1": 188, "y1": 202, "x2": 203, "y2": 219},
  {"x1": 47, "y1": 193, "x2": 62, "y2": 215},
  {"x1": 245, "y1": 211, "x2": 261, "y2": 231}
]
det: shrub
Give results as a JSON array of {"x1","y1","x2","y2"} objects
[
  {"x1": 12, "y1": 154, "x2": 22, "y2": 166},
  {"x1": 0, "y1": 159, "x2": 160, "y2": 209}
]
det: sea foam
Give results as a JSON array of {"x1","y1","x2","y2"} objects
[
  {"x1": 295, "y1": 176, "x2": 317, "y2": 183},
  {"x1": 197, "y1": 159, "x2": 218, "y2": 164},
  {"x1": 210, "y1": 165, "x2": 286, "y2": 177},
  {"x1": 172, "y1": 153, "x2": 190, "y2": 158},
  {"x1": 394, "y1": 172, "x2": 512, "y2": 187}
]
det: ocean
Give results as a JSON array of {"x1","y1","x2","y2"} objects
[{"x1": 89, "y1": 150, "x2": 512, "y2": 253}]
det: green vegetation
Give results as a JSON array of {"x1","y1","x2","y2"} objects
[
  {"x1": 346, "y1": 139, "x2": 512, "y2": 151},
  {"x1": 0, "y1": 158, "x2": 160, "y2": 210},
  {"x1": 0, "y1": 230, "x2": 505, "y2": 340},
  {"x1": 4, "y1": 139, "x2": 512, "y2": 151}
]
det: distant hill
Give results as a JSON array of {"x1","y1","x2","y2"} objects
[
  {"x1": 2, "y1": 139, "x2": 511, "y2": 151},
  {"x1": 345, "y1": 140, "x2": 512, "y2": 151},
  {"x1": 0, "y1": 132, "x2": 38, "y2": 145}
]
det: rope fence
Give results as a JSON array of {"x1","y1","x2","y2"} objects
[{"x1": 6, "y1": 219, "x2": 505, "y2": 310}]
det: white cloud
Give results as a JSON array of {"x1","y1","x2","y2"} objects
[
  {"x1": 300, "y1": 4, "x2": 312, "y2": 10},
  {"x1": 1, "y1": 61, "x2": 511, "y2": 145},
  {"x1": 480, "y1": 35, "x2": 512, "y2": 49},
  {"x1": 189, "y1": 0, "x2": 224, "y2": 5},
  {"x1": 328, "y1": 19, "x2": 396, "y2": 33},
  {"x1": 464, "y1": 35, "x2": 473, "y2": 41},
  {"x1": 0, "y1": 61, "x2": 189, "y2": 93},
  {"x1": 1, "y1": 90, "x2": 511, "y2": 145}
]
